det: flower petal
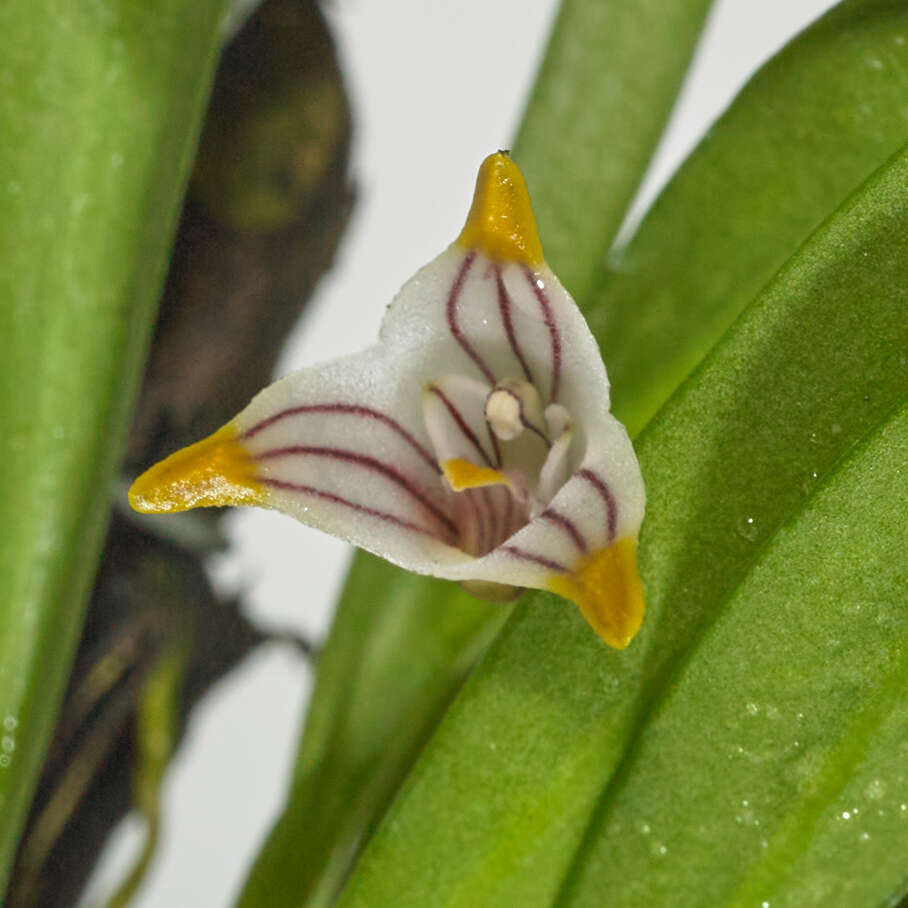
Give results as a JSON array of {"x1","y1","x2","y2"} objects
[
  {"x1": 379, "y1": 154, "x2": 610, "y2": 415},
  {"x1": 422, "y1": 373, "x2": 498, "y2": 468},
  {"x1": 548, "y1": 537, "x2": 645, "y2": 649},
  {"x1": 131, "y1": 346, "x2": 470, "y2": 572},
  {"x1": 536, "y1": 403, "x2": 573, "y2": 505},
  {"x1": 430, "y1": 411, "x2": 646, "y2": 647},
  {"x1": 455, "y1": 152, "x2": 544, "y2": 266},
  {"x1": 129, "y1": 423, "x2": 265, "y2": 513}
]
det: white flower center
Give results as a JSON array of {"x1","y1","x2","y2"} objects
[{"x1": 425, "y1": 375, "x2": 573, "y2": 558}]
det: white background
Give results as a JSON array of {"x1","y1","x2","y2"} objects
[{"x1": 83, "y1": 0, "x2": 837, "y2": 904}]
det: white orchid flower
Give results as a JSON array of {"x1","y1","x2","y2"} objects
[{"x1": 130, "y1": 153, "x2": 646, "y2": 648}]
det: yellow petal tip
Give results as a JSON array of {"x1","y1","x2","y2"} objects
[
  {"x1": 128, "y1": 423, "x2": 265, "y2": 514},
  {"x1": 548, "y1": 537, "x2": 645, "y2": 649},
  {"x1": 456, "y1": 152, "x2": 543, "y2": 265}
]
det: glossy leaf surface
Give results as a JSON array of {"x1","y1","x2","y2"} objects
[
  {"x1": 0, "y1": 0, "x2": 226, "y2": 891},
  {"x1": 596, "y1": 0, "x2": 908, "y2": 435}
]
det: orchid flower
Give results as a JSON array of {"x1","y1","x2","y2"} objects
[{"x1": 130, "y1": 153, "x2": 646, "y2": 648}]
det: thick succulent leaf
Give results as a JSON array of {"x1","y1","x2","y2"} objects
[
  {"x1": 335, "y1": 142, "x2": 908, "y2": 907},
  {"x1": 595, "y1": 0, "x2": 908, "y2": 435},
  {"x1": 236, "y1": 0, "x2": 714, "y2": 903},
  {"x1": 0, "y1": 0, "x2": 226, "y2": 892}
]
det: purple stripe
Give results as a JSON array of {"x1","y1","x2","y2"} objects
[
  {"x1": 456, "y1": 487, "x2": 485, "y2": 557},
  {"x1": 495, "y1": 268, "x2": 533, "y2": 383},
  {"x1": 500, "y1": 488, "x2": 514, "y2": 542},
  {"x1": 466, "y1": 490, "x2": 484, "y2": 556},
  {"x1": 263, "y1": 479, "x2": 445, "y2": 541},
  {"x1": 539, "y1": 508, "x2": 589, "y2": 554},
  {"x1": 474, "y1": 489, "x2": 488, "y2": 556},
  {"x1": 495, "y1": 386, "x2": 550, "y2": 447},
  {"x1": 480, "y1": 485, "x2": 497, "y2": 554},
  {"x1": 501, "y1": 545, "x2": 568, "y2": 573},
  {"x1": 578, "y1": 468, "x2": 618, "y2": 542},
  {"x1": 447, "y1": 252, "x2": 496, "y2": 384},
  {"x1": 241, "y1": 403, "x2": 439, "y2": 473},
  {"x1": 488, "y1": 423, "x2": 503, "y2": 467},
  {"x1": 523, "y1": 266, "x2": 562, "y2": 402},
  {"x1": 257, "y1": 445, "x2": 457, "y2": 538},
  {"x1": 427, "y1": 384, "x2": 493, "y2": 466}
]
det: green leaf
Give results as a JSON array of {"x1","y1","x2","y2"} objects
[
  {"x1": 561, "y1": 414, "x2": 907, "y2": 908},
  {"x1": 335, "y1": 139, "x2": 908, "y2": 906},
  {"x1": 595, "y1": 0, "x2": 908, "y2": 435},
  {"x1": 0, "y1": 0, "x2": 226, "y2": 892},
  {"x1": 238, "y1": 564, "x2": 508, "y2": 908},
  {"x1": 236, "y1": 0, "x2": 714, "y2": 904},
  {"x1": 512, "y1": 0, "x2": 713, "y2": 300}
]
